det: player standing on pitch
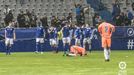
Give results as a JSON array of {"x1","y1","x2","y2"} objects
[
  {"x1": 5, "y1": 21, "x2": 16, "y2": 55},
  {"x1": 62, "y1": 23, "x2": 71, "y2": 56},
  {"x1": 98, "y1": 20, "x2": 115, "y2": 62},
  {"x1": 48, "y1": 26, "x2": 58, "y2": 53},
  {"x1": 83, "y1": 24, "x2": 92, "y2": 52},
  {"x1": 74, "y1": 25, "x2": 82, "y2": 46},
  {"x1": 35, "y1": 22, "x2": 45, "y2": 54}
]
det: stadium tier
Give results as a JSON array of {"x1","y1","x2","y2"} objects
[{"x1": 0, "y1": 0, "x2": 93, "y2": 27}]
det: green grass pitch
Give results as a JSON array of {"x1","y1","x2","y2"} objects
[{"x1": 0, "y1": 51, "x2": 133, "y2": 75}]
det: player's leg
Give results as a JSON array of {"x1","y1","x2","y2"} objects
[
  {"x1": 5, "y1": 38, "x2": 9, "y2": 55},
  {"x1": 67, "y1": 53, "x2": 76, "y2": 56},
  {"x1": 5, "y1": 43, "x2": 10, "y2": 55},
  {"x1": 83, "y1": 38, "x2": 86, "y2": 49},
  {"x1": 35, "y1": 38, "x2": 40, "y2": 53},
  {"x1": 53, "y1": 39, "x2": 58, "y2": 53},
  {"x1": 66, "y1": 37, "x2": 71, "y2": 54},
  {"x1": 7, "y1": 39, "x2": 14, "y2": 55},
  {"x1": 50, "y1": 39, "x2": 54, "y2": 52},
  {"x1": 107, "y1": 38, "x2": 111, "y2": 60},
  {"x1": 102, "y1": 38, "x2": 109, "y2": 61},
  {"x1": 63, "y1": 38, "x2": 67, "y2": 56},
  {"x1": 88, "y1": 38, "x2": 92, "y2": 53},
  {"x1": 75, "y1": 39, "x2": 78, "y2": 46},
  {"x1": 40, "y1": 38, "x2": 44, "y2": 54},
  {"x1": 55, "y1": 39, "x2": 58, "y2": 53},
  {"x1": 76, "y1": 39, "x2": 81, "y2": 46}
]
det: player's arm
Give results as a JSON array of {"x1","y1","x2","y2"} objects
[
  {"x1": 43, "y1": 29, "x2": 46, "y2": 38},
  {"x1": 60, "y1": 29, "x2": 63, "y2": 38},
  {"x1": 109, "y1": 24, "x2": 115, "y2": 37},
  {"x1": 74, "y1": 29, "x2": 77, "y2": 38},
  {"x1": 111, "y1": 25, "x2": 115, "y2": 32},
  {"x1": 89, "y1": 29, "x2": 93, "y2": 39},
  {"x1": 98, "y1": 24, "x2": 102, "y2": 36},
  {"x1": 5, "y1": 29, "x2": 7, "y2": 39},
  {"x1": 13, "y1": 29, "x2": 16, "y2": 40},
  {"x1": 47, "y1": 28, "x2": 51, "y2": 33}
]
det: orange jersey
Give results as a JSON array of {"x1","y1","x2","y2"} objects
[
  {"x1": 98, "y1": 22, "x2": 115, "y2": 39},
  {"x1": 70, "y1": 45, "x2": 85, "y2": 55}
]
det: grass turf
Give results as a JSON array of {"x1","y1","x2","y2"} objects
[{"x1": 0, "y1": 51, "x2": 133, "y2": 75}]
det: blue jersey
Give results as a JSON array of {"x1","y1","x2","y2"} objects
[
  {"x1": 74, "y1": 27, "x2": 82, "y2": 39},
  {"x1": 5, "y1": 27, "x2": 14, "y2": 38},
  {"x1": 63, "y1": 26, "x2": 70, "y2": 37},
  {"x1": 49, "y1": 28, "x2": 57, "y2": 39},
  {"x1": 83, "y1": 28, "x2": 92, "y2": 38},
  {"x1": 36, "y1": 27, "x2": 45, "y2": 38}
]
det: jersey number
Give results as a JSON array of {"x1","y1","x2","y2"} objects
[{"x1": 105, "y1": 26, "x2": 108, "y2": 33}]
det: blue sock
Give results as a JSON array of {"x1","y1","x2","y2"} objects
[
  {"x1": 36, "y1": 42, "x2": 40, "y2": 52},
  {"x1": 64, "y1": 44, "x2": 68, "y2": 55},
  {"x1": 40, "y1": 43, "x2": 43, "y2": 52},
  {"x1": 67, "y1": 44, "x2": 70, "y2": 52},
  {"x1": 8, "y1": 46, "x2": 11, "y2": 55},
  {"x1": 55, "y1": 47, "x2": 58, "y2": 53},
  {"x1": 52, "y1": 46, "x2": 54, "y2": 51},
  {"x1": 6, "y1": 45, "x2": 11, "y2": 55},
  {"x1": 6, "y1": 46, "x2": 9, "y2": 55}
]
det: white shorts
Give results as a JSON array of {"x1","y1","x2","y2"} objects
[
  {"x1": 62, "y1": 37, "x2": 71, "y2": 44},
  {"x1": 75, "y1": 38, "x2": 81, "y2": 45},
  {"x1": 5, "y1": 38, "x2": 14, "y2": 45},
  {"x1": 50, "y1": 39, "x2": 57, "y2": 45},
  {"x1": 83, "y1": 38, "x2": 91, "y2": 44},
  {"x1": 36, "y1": 38, "x2": 44, "y2": 43}
]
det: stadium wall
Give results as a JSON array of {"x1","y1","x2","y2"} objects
[{"x1": 0, "y1": 26, "x2": 134, "y2": 52}]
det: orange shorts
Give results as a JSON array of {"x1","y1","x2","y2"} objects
[{"x1": 102, "y1": 37, "x2": 111, "y2": 48}]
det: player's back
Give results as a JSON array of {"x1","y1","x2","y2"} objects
[{"x1": 98, "y1": 22, "x2": 115, "y2": 38}]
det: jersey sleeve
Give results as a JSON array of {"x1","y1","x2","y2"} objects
[
  {"x1": 111, "y1": 24, "x2": 115, "y2": 32},
  {"x1": 98, "y1": 24, "x2": 102, "y2": 33}
]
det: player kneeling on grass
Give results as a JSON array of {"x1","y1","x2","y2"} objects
[
  {"x1": 5, "y1": 21, "x2": 16, "y2": 55},
  {"x1": 98, "y1": 20, "x2": 115, "y2": 62},
  {"x1": 67, "y1": 45, "x2": 87, "y2": 56},
  {"x1": 35, "y1": 22, "x2": 45, "y2": 54}
]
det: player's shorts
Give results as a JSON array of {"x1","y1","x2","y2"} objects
[
  {"x1": 102, "y1": 37, "x2": 111, "y2": 48},
  {"x1": 83, "y1": 38, "x2": 91, "y2": 44},
  {"x1": 75, "y1": 38, "x2": 81, "y2": 45},
  {"x1": 36, "y1": 38, "x2": 44, "y2": 43},
  {"x1": 5, "y1": 38, "x2": 14, "y2": 45},
  {"x1": 50, "y1": 39, "x2": 57, "y2": 45},
  {"x1": 62, "y1": 37, "x2": 70, "y2": 44}
]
